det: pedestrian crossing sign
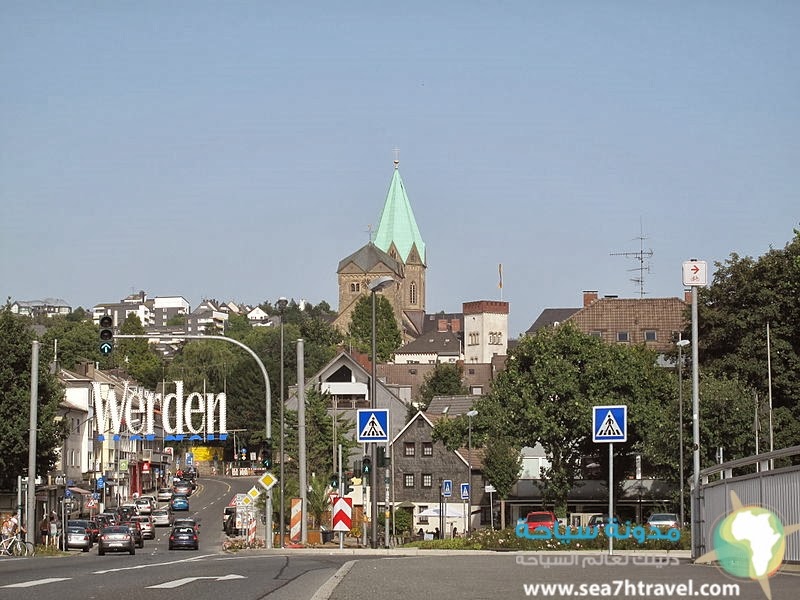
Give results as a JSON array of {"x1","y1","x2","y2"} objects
[
  {"x1": 593, "y1": 405, "x2": 627, "y2": 443},
  {"x1": 357, "y1": 409, "x2": 389, "y2": 443}
]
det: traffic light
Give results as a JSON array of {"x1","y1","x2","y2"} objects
[
  {"x1": 344, "y1": 472, "x2": 354, "y2": 495},
  {"x1": 353, "y1": 459, "x2": 362, "y2": 477},
  {"x1": 99, "y1": 314, "x2": 114, "y2": 355},
  {"x1": 329, "y1": 472, "x2": 339, "y2": 490},
  {"x1": 377, "y1": 446, "x2": 390, "y2": 468},
  {"x1": 362, "y1": 455, "x2": 371, "y2": 475},
  {"x1": 261, "y1": 440, "x2": 273, "y2": 468}
]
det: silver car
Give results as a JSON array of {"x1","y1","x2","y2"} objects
[
  {"x1": 131, "y1": 515, "x2": 155, "y2": 540},
  {"x1": 152, "y1": 509, "x2": 171, "y2": 527}
]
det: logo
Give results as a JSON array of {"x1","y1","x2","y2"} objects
[{"x1": 696, "y1": 491, "x2": 800, "y2": 599}]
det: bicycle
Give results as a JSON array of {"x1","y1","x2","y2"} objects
[{"x1": 0, "y1": 533, "x2": 35, "y2": 557}]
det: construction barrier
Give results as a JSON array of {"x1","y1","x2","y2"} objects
[{"x1": 290, "y1": 498, "x2": 302, "y2": 542}]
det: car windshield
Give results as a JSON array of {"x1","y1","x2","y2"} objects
[
  {"x1": 649, "y1": 514, "x2": 675, "y2": 521},
  {"x1": 527, "y1": 514, "x2": 552, "y2": 522},
  {"x1": 173, "y1": 527, "x2": 194, "y2": 534}
]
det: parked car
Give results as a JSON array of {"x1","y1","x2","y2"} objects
[
  {"x1": 121, "y1": 520, "x2": 145, "y2": 548},
  {"x1": 647, "y1": 513, "x2": 680, "y2": 529},
  {"x1": 170, "y1": 494, "x2": 190, "y2": 511},
  {"x1": 157, "y1": 488, "x2": 173, "y2": 502},
  {"x1": 68, "y1": 519, "x2": 98, "y2": 543},
  {"x1": 525, "y1": 511, "x2": 557, "y2": 533},
  {"x1": 97, "y1": 525, "x2": 136, "y2": 555},
  {"x1": 65, "y1": 525, "x2": 93, "y2": 552},
  {"x1": 152, "y1": 509, "x2": 171, "y2": 527},
  {"x1": 168, "y1": 525, "x2": 199, "y2": 550},
  {"x1": 587, "y1": 514, "x2": 620, "y2": 529},
  {"x1": 132, "y1": 515, "x2": 155, "y2": 539}
]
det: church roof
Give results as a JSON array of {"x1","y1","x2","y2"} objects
[
  {"x1": 373, "y1": 164, "x2": 426, "y2": 265},
  {"x1": 336, "y1": 241, "x2": 403, "y2": 276}
]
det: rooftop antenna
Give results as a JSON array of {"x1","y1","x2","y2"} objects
[
  {"x1": 610, "y1": 220, "x2": 653, "y2": 298},
  {"x1": 366, "y1": 224, "x2": 374, "y2": 243}
]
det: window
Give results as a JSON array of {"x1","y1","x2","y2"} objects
[
  {"x1": 590, "y1": 331, "x2": 602, "y2": 338},
  {"x1": 404, "y1": 473, "x2": 415, "y2": 488},
  {"x1": 422, "y1": 442, "x2": 433, "y2": 456},
  {"x1": 404, "y1": 442, "x2": 416, "y2": 457},
  {"x1": 409, "y1": 281, "x2": 417, "y2": 305},
  {"x1": 470, "y1": 386, "x2": 483, "y2": 395},
  {"x1": 350, "y1": 282, "x2": 360, "y2": 293},
  {"x1": 644, "y1": 330, "x2": 657, "y2": 342},
  {"x1": 617, "y1": 331, "x2": 629, "y2": 342},
  {"x1": 422, "y1": 473, "x2": 433, "y2": 488}
]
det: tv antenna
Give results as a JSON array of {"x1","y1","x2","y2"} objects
[{"x1": 610, "y1": 222, "x2": 653, "y2": 298}]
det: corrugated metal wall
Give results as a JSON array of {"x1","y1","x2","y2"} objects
[{"x1": 699, "y1": 459, "x2": 800, "y2": 562}]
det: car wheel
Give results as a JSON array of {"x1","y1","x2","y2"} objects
[{"x1": 82, "y1": 547, "x2": 89, "y2": 552}]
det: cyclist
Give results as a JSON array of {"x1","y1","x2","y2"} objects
[{"x1": 1, "y1": 513, "x2": 18, "y2": 542}]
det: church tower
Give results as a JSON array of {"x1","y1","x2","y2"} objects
[{"x1": 334, "y1": 159, "x2": 427, "y2": 340}]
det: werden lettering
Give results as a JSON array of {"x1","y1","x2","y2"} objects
[{"x1": 91, "y1": 380, "x2": 228, "y2": 441}]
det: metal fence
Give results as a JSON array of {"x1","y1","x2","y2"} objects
[{"x1": 697, "y1": 445, "x2": 800, "y2": 562}]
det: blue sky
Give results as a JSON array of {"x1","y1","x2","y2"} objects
[{"x1": 2, "y1": 2, "x2": 798, "y2": 337}]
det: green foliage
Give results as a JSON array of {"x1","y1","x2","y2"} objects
[
  {"x1": 306, "y1": 474, "x2": 333, "y2": 528},
  {"x1": 346, "y1": 295, "x2": 402, "y2": 362},
  {"x1": 0, "y1": 308, "x2": 68, "y2": 485},
  {"x1": 392, "y1": 507, "x2": 414, "y2": 536},
  {"x1": 416, "y1": 363, "x2": 468, "y2": 409},
  {"x1": 39, "y1": 316, "x2": 102, "y2": 371},
  {"x1": 480, "y1": 436, "x2": 523, "y2": 500},
  {"x1": 699, "y1": 229, "x2": 800, "y2": 447},
  {"x1": 472, "y1": 323, "x2": 674, "y2": 515},
  {"x1": 115, "y1": 315, "x2": 165, "y2": 388}
]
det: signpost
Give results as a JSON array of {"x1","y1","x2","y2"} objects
[
  {"x1": 356, "y1": 409, "x2": 389, "y2": 443},
  {"x1": 593, "y1": 404, "x2": 627, "y2": 555}
]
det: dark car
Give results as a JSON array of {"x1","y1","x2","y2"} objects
[
  {"x1": 168, "y1": 525, "x2": 199, "y2": 550},
  {"x1": 67, "y1": 519, "x2": 98, "y2": 545},
  {"x1": 98, "y1": 525, "x2": 136, "y2": 555},
  {"x1": 587, "y1": 514, "x2": 621, "y2": 529},
  {"x1": 173, "y1": 481, "x2": 192, "y2": 497},
  {"x1": 121, "y1": 520, "x2": 145, "y2": 548},
  {"x1": 65, "y1": 525, "x2": 93, "y2": 552},
  {"x1": 172, "y1": 517, "x2": 200, "y2": 532}
]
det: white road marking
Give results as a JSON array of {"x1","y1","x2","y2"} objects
[
  {"x1": 147, "y1": 574, "x2": 246, "y2": 589},
  {"x1": 3, "y1": 577, "x2": 71, "y2": 588}
]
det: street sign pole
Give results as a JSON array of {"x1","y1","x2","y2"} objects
[
  {"x1": 593, "y1": 405, "x2": 627, "y2": 555},
  {"x1": 608, "y1": 442, "x2": 614, "y2": 556}
]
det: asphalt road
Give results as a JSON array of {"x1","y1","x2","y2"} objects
[{"x1": 1, "y1": 476, "x2": 797, "y2": 600}]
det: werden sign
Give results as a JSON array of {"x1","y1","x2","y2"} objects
[{"x1": 92, "y1": 380, "x2": 228, "y2": 441}]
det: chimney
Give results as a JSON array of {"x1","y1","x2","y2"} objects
[
  {"x1": 583, "y1": 290, "x2": 598, "y2": 307},
  {"x1": 684, "y1": 291, "x2": 692, "y2": 304}
]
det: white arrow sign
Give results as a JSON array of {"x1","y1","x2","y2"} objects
[{"x1": 147, "y1": 575, "x2": 246, "y2": 589}]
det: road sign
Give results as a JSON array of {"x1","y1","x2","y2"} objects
[
  {"x1": 258, "y1": 471, "x2": 277, "y2": 491},
  {"x1": 96, "y1": 477, "x2": 105, "y2": 490},
  {"x1": 185, "y1": 452, "x2": 194, "y2": 466},
  {"x1": 593, "y1": 405, "x2": 627, "y2": 443},
  {"x1": 247, "y1": 486, "x2": 262, "y2": 501},
  {"x1": 441, "y1": 479, "x2": 453, "y2": 497},
  {"x1": 356, "y1": 409, "x2": 389, "y2": 442},
  {"x1": 682, "y1": 260, "x2": 708, "y2": 287},
  {"x1": 65, "y1": 489, "x2": 72, "y2": 498},
  {"x1": 460, "y1": 483, "x2": 470, "y2": 500},
  {"x1": 332, "y1": 496, "x2": 353, "y2": 532}
]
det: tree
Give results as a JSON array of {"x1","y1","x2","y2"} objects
[
  {"x1": 416, "y1": 363, "x2": 468, "y2": 410},
  {"x1": 698, "y1": 229, "x2": 800, "y2": 448},
  {"x1": 0, "y1": 308, "x2": 68, "y2": 487},
  {"x1": 346, "y1": 295, "x2": 402, "y2": 362},
  {"x1": 466, "y1": 323, "x2": 674, "y2": 516},
  {"x1": 39, "y1": 316, "x2": 103, "y2": 372},
  {"x1": 115, "y1": 314, "x2": 165, "y2": 389}
]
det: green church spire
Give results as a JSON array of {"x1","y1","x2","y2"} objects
[{"x1": 373, "y1": 160, "x2": 426, "y2": 265}]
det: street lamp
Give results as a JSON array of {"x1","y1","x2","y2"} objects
[
  {"x1": 466, "y1": 410, "x2": 478, "y2": 535},
  {"x1": 676, "y1": 339, "x2": 690, "y2": 528},
  {"x1": 367, "y1": 275, "x2": 394, "y2": 548},
  {"x1": 276, "y1": 297, "x2": 288, "y2": 548}
]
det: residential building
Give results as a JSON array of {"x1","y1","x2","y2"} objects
[{"x1": 10, "y1": 298, "x2": 71, "y2": 318}]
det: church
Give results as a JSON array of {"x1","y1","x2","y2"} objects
[{"x1": 333, "y1": 158, "x2": 428, "y2": 342}]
